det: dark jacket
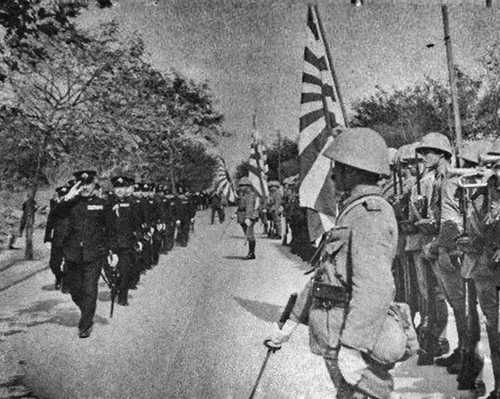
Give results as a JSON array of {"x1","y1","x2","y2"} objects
[
  {"x1": 54, "y1": 195, "x2": 113, "y2": 263},
  {"x1": 108, "y1": 195, "x2": 141, "y2": 251},
  {"x1": 44, "y1": 199, "x2": 70, "y2": 247}
]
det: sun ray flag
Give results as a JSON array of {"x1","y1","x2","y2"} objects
[
  {"x1": 298, "y1": 5, "x2": 346, "y2": 241},
  {"x1": 248, "y1": 128, "x2": 269, "y2": 199},
  {"x1": 213, "y1": 156, "x2": 237, "y2": 203}
]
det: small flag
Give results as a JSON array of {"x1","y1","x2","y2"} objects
[
  {"x1": 248, "y1": 128, "x2": 269, "y2": 199},
  {"x1": 213, "y1": 156, "x2": 237, "y2": 203}
]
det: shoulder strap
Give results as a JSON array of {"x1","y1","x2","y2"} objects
[{"x1": 337, "y1": 194, "x2": 385, "y2": 224}]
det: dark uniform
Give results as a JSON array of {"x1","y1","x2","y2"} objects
[
  {"x1": 176, "y1": 193, "x2": 191, "y2": 247},
  {"x1": 54, "y1": 170, "x2": 113, "y2": 337},
  {"x1": 44, "y1": 186, "x2": 70, "y2": 288},
  {"x1": 108, "y1": 176, "x2": 141, "y2": 306}
]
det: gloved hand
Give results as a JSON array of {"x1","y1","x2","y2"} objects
[
  {"x1": 64, "y1": 181, "x2": 81, "y2": 200},
  {"x1": 264, "y1": 320, "x2": 298, "y2": 351},
  {"x1": 338, "y1": 345, "x2": 367, "y2": 385},
  {"x1": 176, "y1": 220, "x2": 181, "y2": 226},
  {"x1": 135, "y1": 241, "x2": 143, "y2": 252},
  {"x1": 190, "y1": 218, "x2": 194, "y2": 223},
  {"x1": 244, "y1": 218, "x2": 251, "y2": 227},
  {"x1": 107, "y1": 252, "x2": 119, "y2": 268},
  {"x1": 44, "y1": 241, "x2": 51, "y2": 250}
]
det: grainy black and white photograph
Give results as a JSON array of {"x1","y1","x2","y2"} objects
[{"x1": 0, "y1": 0, "x2": 500, "y2": 398}]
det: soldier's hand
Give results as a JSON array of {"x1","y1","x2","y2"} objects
[
  {"x1": 107, "y1": 252, "x2": 119, "y2": 268},
  {"x1": 264, "y1": 320, "x2": 298, "y2": 351},
  {"x1": 338, "y1": 345, "x2": 366, "y2": 385},
  {"x1": 44, "y1": 241, "x2": 51, "y2": 250},
  {"x1": 176, "y1": 220, "x2": 181, "y2": 226},
  {"x1": 244, "y1": 218, "x2": 251, "y2": 227},
  {"x1": 438, "y1": 247, "x2": 455, "y2": 272},
  {"x1": 64, "y1": 181, "x2": 81, "y2": 200}
]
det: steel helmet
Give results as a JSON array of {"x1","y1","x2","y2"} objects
[
  {"x1": 387, "y1": 148, "x2": 398, "y2": 167},
  {"x1": 459, "y1": 141, "x2": 485, "y2": 165},
  {"x1": 323, "y1": 127, "x2": 390, "y2": 177},
  {"x1": 396, "y1": 143, "x2": 418, "y2": 164},
  {"x1": 488, "y1": 138, "x2": 500, "y2": 155},
  {"x1": 238, "y1": 177, "x2": 252, "y2": 187},
  {"x1": 415, "y1": 132, "x2": 453, "y2": 158}
]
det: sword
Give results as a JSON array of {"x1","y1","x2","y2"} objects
[{"x1": 248, "y1": 293, "x2": 297, "y2": 399}]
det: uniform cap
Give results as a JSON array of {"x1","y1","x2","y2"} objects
[
  {"x1": 111, "y1": 176, "x2": 132, "y2": 188},
  {"x1": 323, "y1": 127, "x2": 390, "y2": 177},
  {"x1": 415, "y1": 132, "x2": 452, "y2": 158},
  {"x1": 73, "y1": 170, "x2": 97, "y2": 184},
  {"x1": 238, "y1": 177, "x2": 252, "y2": 187}
]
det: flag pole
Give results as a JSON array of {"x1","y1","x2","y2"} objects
[
  {"x1": 313, "y1": 4, "x2": 349, "y2": 128},
  {"x1": 441, "y1": 4, "x2": 462, "y2": 167}
]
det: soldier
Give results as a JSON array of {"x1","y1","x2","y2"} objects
[
  {"x1": 44, "y1": 185, "x2": 70, "y2": 290},
  {"x1": 267, "y1": 180, "x2": 283, "y2": 239},
  {"x1": 53, "y1": 170, "x2": 115, "y2": 338},
  {"x1": 236, "y1": 177, "x2": 259, "y2": 260},
  {"x1": 108, "y1": 176, "x2": 141, "y2": 306},
  {"x1": 210, "y1": 192, "x2": 225, "y2": 224},
  {"x1": 266, "y1": 128, "x2": 401, "y2": 399},
  {"x1": 175, "y1": 187, "x2": 191, "y2": 247}
]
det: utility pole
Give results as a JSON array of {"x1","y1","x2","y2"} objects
[{"x1": 441, "y1": 4, "x2": 463, "y2": 166}]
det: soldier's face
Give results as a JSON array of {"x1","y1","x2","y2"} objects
[
  {"x1": 332, "y1": 162, "x2": 350, "y2": 192},
  {"x1": 419, "y1": 149, "x2": 442, "y2": 169},
  {"x1": 114, "y1": 187, "x2": 127, "y2": 198},
  {"x1": 80, "y1": 182, "x2": 95, "y2": 197}
]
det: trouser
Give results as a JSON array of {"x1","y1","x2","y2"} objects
[
  {"x1": 116, "y1": 249, "x2": 133, "y2": 303},
  {"x1": 324, "y1": 353, "x2": 393, "y2": 399},
  {"x1": 211, "y1": 207, "x2": 224, "y2": 224},
  {"x1": 49, "y1": 245, "x2": 64, "y2": 282},
  {"x1": 412, "y1": 250, "x2": 448, "y2": 341},
  {"x1": 433, "y1": 249, "x2": 480, "y2": 352},
  {"x1": 165, "y1": 222, "x2": 175, "y2": 251},
  {"x1": 469, "y1": 252, "x2": 500, "y2": 389},
  {"x1": 270, "y1": 211, "x2": 282, "y2": 237},
  {"x1": 177, "y1": 219, "x2": 190, "y2": 246},
  {"x1": 65, "y1": 259, "x2": 102, "y2": 331}
]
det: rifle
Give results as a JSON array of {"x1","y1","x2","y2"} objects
[
  {"x1": 248, "y1": 293, "x2": 298, "y2": 399},
  {"x1": 413, "y1": 155, "x2": 428, "y2": 219},
  {"x1": 455, "y1": 179, "x2": 484, "y2": 392}
]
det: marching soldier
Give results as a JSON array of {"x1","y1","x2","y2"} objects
[
  {"x1": 176, "y1": 187, "x2": 192, "y2": 247},
  {"x1": 266, "y1": 128, "x2": 402, "y2": 399},
  {"x1": 44, "y1": 185, "x2": 70, "y2": 290},
  {"x1": 237, "y1": 177, "x2": 258, "y2": 260},
  {"x1": 108, "y1": 176, "x2": 141, "y2": 306},
  {"x1": 267, "y1": 180, "x2": 283, "y2": 239},
  {"x1": 53, "y1": 170, "x2": 115, "y2": 338},
  {"x1": 210, "y1": 192, "x2": 225, "y2": 224}
]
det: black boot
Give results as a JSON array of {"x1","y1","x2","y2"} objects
[
  {"x1": 246, "y1": 240, "x2": 256, "y2": 259},
  {"x1": 457, "y1": 352, "x2": 484, "y2": 390},
  {"x1": 8, "y1": 234, "x2": 19, "y2": 250}
]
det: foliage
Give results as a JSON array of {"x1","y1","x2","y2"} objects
[{"x1": 351, "y1": 68, "x2": 483, "y2": 147}]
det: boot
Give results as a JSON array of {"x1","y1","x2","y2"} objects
[
  {"x1": 457, "y1": 351, "x2": 483, "y2": 390},
  {"x1": 246, "y1": 240, "x2": 256, "y2": 260},
  {"x1": 435, "y1": 348, "x2": 460, "y2": 367},
  {"x1": 8, "y1": 234, "x2": 19, "y2": 249}
]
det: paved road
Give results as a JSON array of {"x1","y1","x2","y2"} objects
[{"x1": 0, "y1": 210, "x2": 493, "y2": 398}]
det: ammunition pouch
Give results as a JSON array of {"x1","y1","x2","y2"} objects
[{"x1": 312, "y1": 281, "x2": 350, "y2": 310}]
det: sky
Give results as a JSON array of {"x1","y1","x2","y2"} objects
[{"x1": 79, "y1": 0, "x2": 500, "y2": 170}]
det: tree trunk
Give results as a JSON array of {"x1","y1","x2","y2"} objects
[{"x1": 24, "y1": 185, "x2": 38, "y2": 260}]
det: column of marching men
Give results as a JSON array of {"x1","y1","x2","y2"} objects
[{"x1": 43, "y1": 171, "x2": 202, "y2": 338}]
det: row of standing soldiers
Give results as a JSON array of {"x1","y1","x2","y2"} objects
[
  {"x1": 385, "y1": 133, "x2": 500, "y2": 398},
  {"x1": 43, "y1": 171, "x2": 199, "y2": 338}
]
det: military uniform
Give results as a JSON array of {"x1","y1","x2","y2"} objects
[
  {"x1": 267, "y1": 182, "x2": 283, "y2": 239},
  {"x1": 44, "y1": 186, "x2": 70, "y2": 288},
  {"x1": 237, "y1": 178, "x2": 259, "y2": 259},
  {"x1": 54, "y1": 171, "x2": 113, "y2": 337},
  {"x1": 290, "y1": 186, "x2": 398, "y2": 399}
]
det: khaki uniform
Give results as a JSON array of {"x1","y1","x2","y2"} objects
[
  {"x1": 237, "y1": 189, "x2": 258, "y2": 241},
  {"x1": 290, "y1": 185, "x2": 398, "y2": 399}
]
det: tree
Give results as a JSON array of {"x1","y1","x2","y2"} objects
[{"x1": 351, "y1": 68, "x2": 482, "y2": 148}]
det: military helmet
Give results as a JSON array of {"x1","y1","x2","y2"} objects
[
  {"x1": 488, "y1": 138, "x2": 500, "y2": 156},
  {"x1": 387, "y1": 148, "x2": 398, "y2": 167},
  {"x1": 415, "y1": 132, "x2": 452, "y2": 158},
  {"x1": 323, "y1": 127, "x2": 390, "y2": 177},
  {"x1": 238, "y1": 177, "x2": 252, "y2": 187},
  {"x1": 396, "y1": 143, "x2": 419, "y2": 164},
  {"x1": 459, "y1": 141, "x2": 483, "y2": 165}
]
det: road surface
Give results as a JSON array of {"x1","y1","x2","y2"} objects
[{"x1": 0, "y1": 209, "x2": 494, "y2": 398}]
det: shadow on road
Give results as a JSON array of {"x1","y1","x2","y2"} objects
[
  {"x1": 223, "y1": 255, "x2": 250, "y2": 260},
  {"x1": 0, "y1": 299, "x2": 109, "y2": 336},
  {"x1": 271, "y1": 242, "x2": 310, "y2": 270},
  {"x1": 233, "y1": 296, "x2": 282, "y2": 323}
]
